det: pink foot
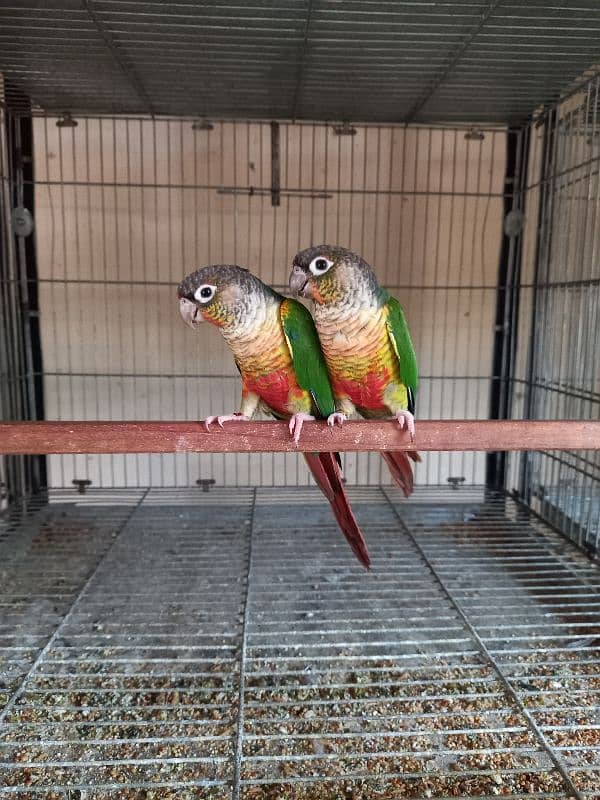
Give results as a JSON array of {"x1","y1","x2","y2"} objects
[
  {"x1": 395, "y1": 410, "x2": 415, "y2": 441},
  {"x1": 205, "y1": 413, "x2": 249, "y2": 431},
  {"x1": 288, "y1": 412, "x2": 315, "y2": 444},
  {"x1": 327, "y1": 412, "x2": 347, "y2": 427}
]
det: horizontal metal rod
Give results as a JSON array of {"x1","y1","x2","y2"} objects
[
  {"x1": 29, "y1": 178, "x2": 505, "y2": 198},
  {"x1": 0, "y1": 420, "x2": 598, "y2": 455}
]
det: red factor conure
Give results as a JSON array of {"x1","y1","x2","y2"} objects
[
  {"x1": 178, "y1": 264, "x2": 372, "y2": 568},
  {"x1": 289, "y1": 245, "x2": 420, "y2": 497}
]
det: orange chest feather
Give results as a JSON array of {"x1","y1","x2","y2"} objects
[{"x1": 319, "y1": 313, "x2": 400, "y2": 411}]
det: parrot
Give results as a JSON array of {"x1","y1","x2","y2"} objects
[
  {"x1": 288, "y1": 245, "x2": 420, "y2": 496},
  {"x1": 177, "y1": 264, "x2": 372, "y2": 568}
]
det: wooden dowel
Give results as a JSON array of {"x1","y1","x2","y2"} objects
[{"x1": 0, "y1": 420, "x2": 599, "y2": 454}]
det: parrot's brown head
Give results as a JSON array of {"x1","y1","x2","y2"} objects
[
  {"x1": 289, "y1": 244, "x2": 381, "y2": 306},
  {"x1": 178, "y1": 265, "x2": 278, "y2": 332}
]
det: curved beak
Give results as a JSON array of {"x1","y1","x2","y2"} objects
[
  {"x1": 179, "y1": 296, "x2": 204, "y2": 329},
  {"x1": 289, "y1": 264, "x2": 311, "y2": 298}
]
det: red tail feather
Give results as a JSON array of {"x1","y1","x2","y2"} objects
[
  {"x1": 304, "y1": 452, "x2": 371, "y2": 569},
  {"x1": 380, "y1": 450, "x2": 420, "y2": 497}
]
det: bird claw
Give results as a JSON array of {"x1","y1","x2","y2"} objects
[
  {"x1": 288, "y1": 413, "x2": 315, "y2": 444},
  {"x1": 327, "y1": 412, "x2": 347, "y2": 427},
  {"x1": 395, "y1": 410, "x2": 416, "y2": 441},
  {"x1": 205, "y1": 413, "x2": 249, "y2": 431}
]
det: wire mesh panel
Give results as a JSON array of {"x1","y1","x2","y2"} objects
[
  {"x1": 30, "y1": 116, "x2": 506, "y2": 489},
  {"x1": 509, "y1": 74, "x2": 600, "y2": 554},
  {"x1": 0, "y1": 92, "x2": 45, "y2": 508},
  {"x1": 1, "y1": 487, "x2": 599, "y2": 798}
]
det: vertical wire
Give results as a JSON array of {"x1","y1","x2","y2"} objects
[
  {"x1": 203, "y1": 122, "x2": 215, "y2": 487},
  {"x1": 205, "y1": 124, "x2": 216, "y2": 486},
  {"x1": 565, "y1": 94, "x2": 598, "y2": 544},
  {"x1": 70, "y1": 121, "x2": 85, "y2": 486},
  {"x1": 297, "y1": 122, "x2": 303, "y2": 254},
  {"x1": 371, "y1": 126, "x2": 383, "y2": 485},
  {"x1": 383, "y1": 127, "x2": 394, "y2": 288},
  {"x1": 359, "y1": 128, "x2": 372, "y2": 485},
  {"x1": 537, "y1": 107, "x2": 563, "y2": 508},
  {"x1": 360, "y1": 126, "x2": 368, "y2": 259},
  {"x1": 348, "y1": 129, "x2": 357, "y2": 485},
  {"x1": 283, "y1": 124, "x2": 291, "y2": 488},
  {"x1": 264, "y1": 123, "x2": 275, "y2": 486},
  {"x1": 98, "y1": 118, "x2": 110, "y2": 486},
  {"x1": 152, "y1": 118, "x2": 162, "y2": 488},
  {"x1": 233, "y1": 122, "x2": 238, "y2": 266},
  {"x1": 430, "y1": 130, "x2": 444, "y2": 486},
  {"x1": 57, "y1": 120, "x2": 77, "y2": 486},
  {"x1": 420, "y1": 129, "x2": 433, "y2": 484},
  {"x1": 462, "y1": 133, "x2": 483, "y2": 482},
  {"x1": 518, "y1": 122, "x2": 538, "y2": 494},
  {"x1": 563, "y1": 93, "x2": 590, "y2": 541},
  {"x1": 323, "y1": 123, "x2": 329, "y2": 243},
  {"x1": 267, "y1": 122, "x2": 275, "y2": 287},
  {"x1": 297, "y1": 123, "x2": 304, "y2": 486},
  {"x1": 548, "y1": 107, "x2": 576, "y2": 516},
  {"x1": 391, "y1": 125, "x2": 408, "y2": 485},
  {"x1": 167, "y1": 120, "x2": 176, "y2": 486},
  {"x1": 246, "y1": 121, "x2": 254, "y2": 485},
  {"x1": 503, "y1": 128, "x2": 525, "y2": 490},
  {"x1": 125, "y1": 118, "x2": 140, "y2": 487},
  {"x1": 251, "y1": 123, "x2": 262, "y2": 486},
  {"x1": 139, "y1": 119, "x2": 151, "y2": 487},
  {"x1": 380, "y1": 127, "x2": 395, "y2": 486},
  {"x1": 449, "y1": 130, "x2": 469, "y2": 484},
  {"x1": 582, "y1": 79, "x2": 600, "y2": 547},
  {"x1": 335, "y1": 127, "x2": 341, "y2": 246},
  {"x1": 41, "y1": 117, "x2": 59, "y2": 488},
  {"x1": 309, "y1": 122, "x2": 316, "y2": 245},
  {"x1": 112, "y1": 117, "x2": 126, "y2": 487},
  {"x1": 527, "y1": 108, "x2": 556, "y2": 499},
  {"x1": 5, "y1": 117, "x2": 27, "y2": 499},
  {"x1": 179, "y1": 118, "x2": 187, "y2": 487},
  {"x1": 473, "y1": 131, "x2": 497, "y2": 483}
]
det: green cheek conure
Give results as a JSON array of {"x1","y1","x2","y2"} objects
[
  {"x1": 178, "y1": 264, "x2": 372, "y2": 568},
  {"x1": 289, "y1": 245, "x2": 420, "y2": 496}
]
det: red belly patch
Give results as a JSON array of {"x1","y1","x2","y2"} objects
[
  {"x1": 333, "y1": 368, "x2": 392, "y2": 412},
  {"x1": 244, "y1": 369, "x2": 304, "y2": 417}
]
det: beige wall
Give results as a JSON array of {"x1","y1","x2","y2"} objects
[{"x1": 33, "y1": 118, "x2": 506, "y2": 487}]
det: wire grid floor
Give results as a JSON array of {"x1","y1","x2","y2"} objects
[{"x1": 0, "y1": 486, "x2": 599, "y2": 799}]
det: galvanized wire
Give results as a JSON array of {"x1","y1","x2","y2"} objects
[
  {"x1": 1, "y1": 487, "x2": 599, "y2": 797},
  {"x1": 508, "y1": 73, "x2": 600, "y2": 555},
  {"x1": 26, "y1": 117, "x2": 506, "y2": 490},
  {"x1": 1, "y1": 3, "x2": 600, "y2": 124}
]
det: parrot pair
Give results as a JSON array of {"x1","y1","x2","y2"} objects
[{"x1": 178, "y1": 246, "x2": 419, "y2": 569}]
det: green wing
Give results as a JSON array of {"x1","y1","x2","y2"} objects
[
  {"x1": 383, "y1": 293, "x2": 419, "y2": 394},
  {"x1": 279, "y1": 298, "x2": 335, "y2": 418}
]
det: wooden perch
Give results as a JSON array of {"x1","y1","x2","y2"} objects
[{"x1": 0, "y1": 420, "x2": 599, "y2": 455}]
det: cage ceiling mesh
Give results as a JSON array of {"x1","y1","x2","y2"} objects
[{"x1": 1, "y1": 1, "x2": 600, "y2": 123}]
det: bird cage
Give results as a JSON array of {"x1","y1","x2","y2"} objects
[{"x1": 0, "y1": 4, "x2": 599, "y2": 798}]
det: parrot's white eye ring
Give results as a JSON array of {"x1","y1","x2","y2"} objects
[
  {"x1": 194, "y1": 284, "x2": 217, "y2": 303},
  {"x1": 308, "y1": 256, "x2": 333, "y2": 276}
]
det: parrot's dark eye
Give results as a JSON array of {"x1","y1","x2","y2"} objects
[
  {"x1": 194, "y1": 284, "x2": 216, "y2": 303},
  {"x1": 309, "y1": 256, "x2": 333, "y2": 276}
]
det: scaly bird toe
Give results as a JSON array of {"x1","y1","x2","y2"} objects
[
  {"x1": 395, "y1": 410, "x2": 416, "y2": 441},
  {"x1": 289, "y1": 412, "x2": 315, "y2": 444},
  {"x1": 205, "y1": 413, "x2": 249, "y2": 431},
  {"x1": 327, "y1": 412, "x2": 347, "y2": 427}
]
